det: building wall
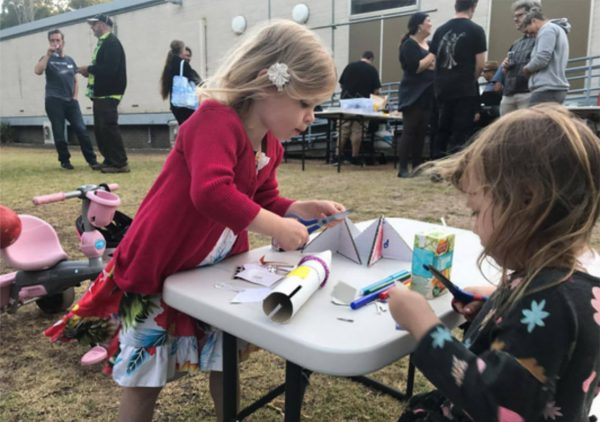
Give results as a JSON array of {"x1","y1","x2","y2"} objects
[
  {"x1": 1, "y1": 0, "x2": 598, "y2": 147},
  {"x1": 0, "y1": 1, "x2": 348, "y2": 120}
]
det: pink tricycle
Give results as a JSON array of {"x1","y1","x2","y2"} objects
[{"x1": 0, "y1": 183, "x2": 122, "y2": 314}]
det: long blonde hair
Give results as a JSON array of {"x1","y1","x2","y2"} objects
[
  {"x1": 431, "y1": 104, "x2": 600, "y2": 304},
  {"x1": 199, "y1": 20, "x2": 337, "y2": 114}
]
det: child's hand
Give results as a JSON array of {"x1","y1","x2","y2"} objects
[
  {"x1": 387, "y1": 284, "x2": 441, "y2": 341},
  {"x1": 286, "y1": 200, "x2": 346, "y2": 227},
  {"x1": 451, "y1": 285, "x2": 495, "y2": 320},
  {"x1": 273, "y1": 217, "x2": 310, "y2": 251}
]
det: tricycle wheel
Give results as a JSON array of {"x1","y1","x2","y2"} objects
[{"x1": 36, "y1": 288, "x2": 75, "y2": 314}]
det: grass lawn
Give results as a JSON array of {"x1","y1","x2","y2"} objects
[{"x1": 1, "y1": 145, "x2": 598, "y2": 421}]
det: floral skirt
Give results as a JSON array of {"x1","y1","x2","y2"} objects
[{"x1": 45, "y1": 230, "x2": 254, "y2": 387}]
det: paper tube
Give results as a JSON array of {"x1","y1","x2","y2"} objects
[{"x1": 262, "y1": 250, "x2": 331, "y2": 323}]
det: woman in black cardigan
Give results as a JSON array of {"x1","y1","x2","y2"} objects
[
  {"x1": 159, "y1": 40, "x2": 201, "y2": 125},
  {"x1": 397, "y1": 13, "x2": 436, "y2": 177}
]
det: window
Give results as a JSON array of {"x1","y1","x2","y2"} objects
[{"x1": 351, "y1": 0, "x2": 417, "y2": 16}]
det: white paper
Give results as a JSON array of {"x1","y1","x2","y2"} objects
[
  {"x1": 235, "y1": 263, "x2": 283, "y2": 287},
  {"x1": 230, "y1": 287, "x2": 272, "y2": 303},
  {"x1": 303, "y1": 216, "x2": 412, "y2": 266}
]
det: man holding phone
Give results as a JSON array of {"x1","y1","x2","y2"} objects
[{"x1": 34, "y1": 29, "x2": 100, "y2": 171}]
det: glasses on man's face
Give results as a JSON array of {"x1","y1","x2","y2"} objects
[{"x1": 513, "y1": 12, "x2": 525, "y2": 20}]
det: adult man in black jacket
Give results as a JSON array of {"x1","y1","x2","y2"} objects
[{"x1": 78, "y1": 14, "x2": 129, "y2": 173}]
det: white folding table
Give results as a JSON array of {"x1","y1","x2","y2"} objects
[{"x1": 163, "y1": 218, "x2": 500, "y2": 421}]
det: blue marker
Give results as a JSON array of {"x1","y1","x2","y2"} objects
[
  {"x1": 359, "y1": 269, "x2": 410, "y2": 296},
  {"x1": 350, "y1": 284, "x2": 392, "y2": 310}
]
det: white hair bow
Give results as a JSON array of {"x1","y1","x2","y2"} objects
[{"x1": 267, "y1": 62, "x2": 290, "y2": 91}]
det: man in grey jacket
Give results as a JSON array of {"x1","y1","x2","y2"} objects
[{"x1": 521, "y1": 8, "x2": 570, "y2": 105}]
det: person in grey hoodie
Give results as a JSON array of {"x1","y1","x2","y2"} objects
[{"x1": 521, "y1": 8, "x2": 570, "y2": 105}]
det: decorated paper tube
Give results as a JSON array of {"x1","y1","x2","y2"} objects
[{"x1": 262, "y1": 250, "x2": 331, "y2": 323}]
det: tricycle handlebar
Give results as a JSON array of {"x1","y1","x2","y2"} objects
[
  {"x1": 32, "y1": 183, "x2": 120, "y2": 206},
  {"x1": 32, "y1": 192, "x2": 67, "y2": 205}
]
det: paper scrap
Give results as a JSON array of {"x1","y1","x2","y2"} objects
[
  {"x1": 331, "y1": 281, "x2": 357, "y2": 305},
  {"x1": 230, "y1": 287, "x2": 272, "y2": 304},
  {"x1": 234, "y1": 263, "x2": 284, "y2": 287}
]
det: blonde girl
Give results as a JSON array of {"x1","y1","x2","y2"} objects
[{"x1": 46, "y1": 20, "x2": 344, "y2": 422}]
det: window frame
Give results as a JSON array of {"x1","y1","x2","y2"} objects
[{"x1": 349, "y1": 0, "x2": 420, "y2": 19}]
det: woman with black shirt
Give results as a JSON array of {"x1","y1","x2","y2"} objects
[
  {"x1": 397, "y1": 13, "x2": 436, "y2": 177},
  {"x1": 160, "y1": 40, "x2": 201, "y2": 125}
]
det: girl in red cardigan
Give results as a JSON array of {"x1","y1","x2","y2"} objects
[{"x1": 46, "y1": 19, "x2": 344, "y2": 421}]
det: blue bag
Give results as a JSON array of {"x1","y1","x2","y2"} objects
[{"x1": 171, "y1": 60, "x2": 198, "y2": 110}]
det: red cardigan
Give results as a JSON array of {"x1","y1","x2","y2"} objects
[{"x1": 113, "y1": 100, "x2": 294, "y2": 294}]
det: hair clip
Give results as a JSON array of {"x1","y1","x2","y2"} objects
[{"x1": 267, "y1": 62, "x2": 290, "y2": 91}]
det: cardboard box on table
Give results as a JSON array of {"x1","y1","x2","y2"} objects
[{"x1": 410, "y1": 230, "x2": 455, "y2": 299}]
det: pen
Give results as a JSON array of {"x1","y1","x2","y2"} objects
[
  {"x1": 359, "y1": 270, "x2": 410, "y2": 295},
  {"x1": 363, "y1": 272, "x2": 411, "y2": 295},
  {"x1": 350, "y1": 284, "x2": 392, "y2": 310},
  {"x1": 378, "y1": 289, "x2": 392, "y2": 301},
  {"x1": 378, "y1": 278, "x2": 412, "y2": 300}
]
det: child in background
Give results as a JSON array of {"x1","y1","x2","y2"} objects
[
  {"x1": 388, "y1": 104, "x2": 600, "y2": 421},
  {"x1": 45, "y1": 20, "x2": 344, "y2": 421}
]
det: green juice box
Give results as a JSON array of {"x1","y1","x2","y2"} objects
[{"x1": 410, "y1": 229, "x2": 455, "y2": 299}]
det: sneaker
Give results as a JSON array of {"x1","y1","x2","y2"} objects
[
  {"x1": 61, "y1": 162, "x2": 74, "y2": 170},
  {"x1": 398, "y1": 168, "x2": 410, "y2": 178},
  {"x1": 430, "y1": 173, "x2": 444, "y2": 183},
  {"x1": 350, "y1": 157, "x2": 364, "y2": 166},
  {"x1": 89, "y1": 162, "x2": 102, "y2": 171},
  {"x1": 101, "y1": 164, "x2": 130, "y2": 174}
]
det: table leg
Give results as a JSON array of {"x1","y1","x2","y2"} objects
[
  {"x1": 406, "y1": 354, "x2": 415, "y2": 398},
  {"x1": 337, "y1": 117, "x2": 342, "y2": 173},
  {"x1": 223, "y1": 332, "x2": 238, "y2": 422},
  {"x1": 349, "y1": 354, "x2": 415, "y2": 400},
  {"x1": 284, "y1": 361, "x2": 306, "y2": 422},
  {"x1": 325, "y1": 119, "x2": 332, "y2": 164},
  {"x1": 301, "y1": 132, "x2": 306, "y2": 171}
]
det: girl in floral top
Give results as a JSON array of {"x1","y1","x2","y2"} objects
[{"x1": 388, "y1": 104, "x2": 600, "y2": 421}]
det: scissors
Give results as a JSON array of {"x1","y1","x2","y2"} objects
[
  {"x1": 292, "y1": 209, "x2": 352, "y2": 234},
  {"x1": 424, "y1": 264, "x2": 489, "y2": 304}
]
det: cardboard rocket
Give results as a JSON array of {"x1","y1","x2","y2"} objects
[{"x1": 262, "y1": 250, "x2": 331, "y2": 323}]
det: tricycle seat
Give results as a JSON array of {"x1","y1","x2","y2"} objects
[{"x1": 1, "y1": 215, "x2": 68, "y2": 271}]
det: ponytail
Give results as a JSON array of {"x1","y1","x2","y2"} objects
[
  {"x1": 401, "y1": 12, "x2": 429, "y2": 47},
  {"x1": 400, "y1": 31, "x2": 411, "y2": 44},
  {"x1": 160, "y1": 40, "x2": 185, "y2": 100}
]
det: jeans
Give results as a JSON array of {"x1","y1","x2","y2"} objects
[
  {"x1": 170, "y1": 105, "x2": 195, "y2": 126},
  {"x1": 397, "y1": 104, "x2": 430, "y2": 171},
  {"x1": 92, "y1": 98, "x2": 128, "y2": 167},
  {"x1": 528, "y1": 90, "x2": 567, "y2": 106},
  {"x1": 499, "y1": 93, "x2": 531, "y2": 115},
  {"x1": 45, "y1": 97, "x2": 97, "y2": 165},
  {"x1": 436, "y1": 97, "x2": 477, "y2": 156}
]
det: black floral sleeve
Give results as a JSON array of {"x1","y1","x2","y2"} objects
[{"x1": 410, "y1": 269, "x2": 600, "y2": 422}]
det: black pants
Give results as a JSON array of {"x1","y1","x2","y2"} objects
[
  {"x1": 45, "y1": 97, "x2": 97, "y2": 165},
  {"x1": 398, "y1": 104, "x2": 430, "y2": 171},
  {"x1": 436, "y1": 97, "x2": 477, "y2": 156},
  {"x1": 92, "y1": 98, "x2": 128, "y2": 167},
  {"x1": 170, "y1": 105, "x2": 195, "y2": 126}
]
